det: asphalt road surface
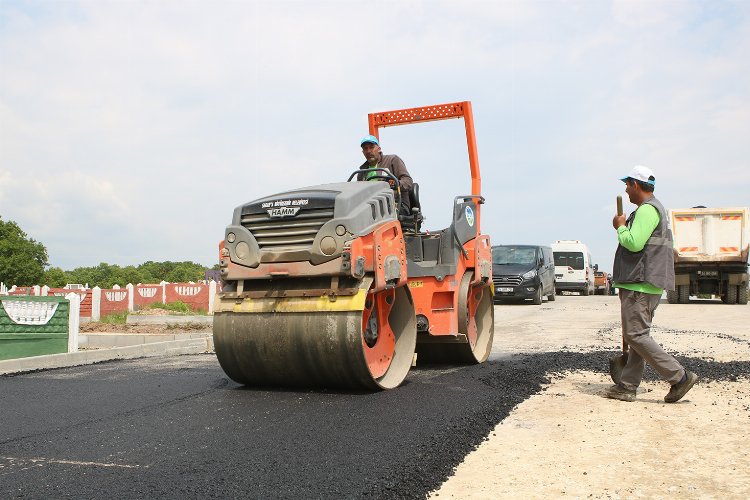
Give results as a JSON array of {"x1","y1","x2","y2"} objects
[
  {"x1": 1, "y1": 351, "x2": 580, "y2": 499},
  {"x1": 2, "y1": 296, "x2": 748, "y2": 499}
]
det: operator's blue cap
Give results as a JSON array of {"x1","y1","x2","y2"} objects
[{"x1": 360, "y1": 135, "x2": 379, "y2": 147}]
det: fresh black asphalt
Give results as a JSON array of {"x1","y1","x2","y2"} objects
[{"x1": 1, "y1": 351, "x2": 747, "y2": 499}]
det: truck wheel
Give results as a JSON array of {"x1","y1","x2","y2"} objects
[
  {"x1": 739, "y1": 286, "x2": 749, "y2": 305},
  {"x1": 726, "y1": 285, "x2": 738, "y2": 304},
  {"x1": 678, "y1": 285, "x2": 690, "y2": 304},
  {"x1": 666, "y1": 289, "x2": 678, "y2": 304},
  {"x1": 582, "y1": 286, "x2": 590, "y2": 296}
]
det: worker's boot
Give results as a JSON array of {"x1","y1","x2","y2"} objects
[
  {"x1": 603, "y1": 383, "x2": 636, "y2": 402},
  {"x1": 664, "y1": 371, "x2": 698, "y2": 403}
]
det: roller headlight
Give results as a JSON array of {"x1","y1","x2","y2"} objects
[{"x1": 320, "y1": 236, "x2": 337, "y2": 256}]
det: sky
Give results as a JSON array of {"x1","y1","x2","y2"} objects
[{"x1": 1, "y1": 0, "x2": 749, "y2": 274}]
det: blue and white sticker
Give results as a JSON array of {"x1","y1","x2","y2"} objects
[{"x1": 465, "y1": 206, "x2": 475, "y2": 227}]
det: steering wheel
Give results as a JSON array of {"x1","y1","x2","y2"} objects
[{"x1": 347, "y1": 168, "x2": 402, "y2": 211}]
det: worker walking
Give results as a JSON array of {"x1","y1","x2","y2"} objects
[
  {"x1": 605, "y1": 165, "x2": 698, "y2": 403},
  {"x1": 357, "y1": 135, "x2": 413, "y2": 217}
]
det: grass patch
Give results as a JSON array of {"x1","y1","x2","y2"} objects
[
  {"x1": 148, "y1": 301, "x2": 207, "y2": 315},
  {"x1": 100, "y1": 311, "x2": 128, "y2": 324}
]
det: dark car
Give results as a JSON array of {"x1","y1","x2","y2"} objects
[{"x1": 492, "y1": 245, "x2": 556, "y2": 305}]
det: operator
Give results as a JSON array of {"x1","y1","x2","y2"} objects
[
  {"x1": 605, "y1": 165, "x2": 698, "y2": 403},
  {"x1": 357, "y1": 135, "x2": 413, "y2": 217}
]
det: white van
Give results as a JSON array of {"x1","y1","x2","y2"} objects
[{"x1": 551, "y1": 240, "x2": 595, "y2": 296}]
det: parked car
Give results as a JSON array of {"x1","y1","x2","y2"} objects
[
  {"x1": 491, "y1": 244, "x2": 556, "y2": 305},
  {"x1": 594, "y1": 268, "x2": 610, "y2": 295}
]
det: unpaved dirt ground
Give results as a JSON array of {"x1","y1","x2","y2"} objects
[
  {"x1": 79, "y1": 322, "x2": 211, "y2": 334},
  {"x1": 432, "y1": 295, "x2": 750, "y2": 499}
]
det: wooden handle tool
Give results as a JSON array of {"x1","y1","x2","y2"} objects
[{"x1": 615, "y1": 195, "x2": 627, "y2": 355}]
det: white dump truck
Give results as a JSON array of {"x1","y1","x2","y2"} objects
[{"x1": 668, "y1": 206, "x2": 749, "y2": 304}]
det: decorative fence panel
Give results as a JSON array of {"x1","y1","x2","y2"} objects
[
  {"x1": 165, "y1": 283, "x2": 210, "y2": 312},
  {"x1": 2, "y1": 282, "x2": 218, "y2": 318},
  {"x1": 0, "y1": 295, "x2": 78, "y2": 361},
  {"x1": 47, "y1": 288, "x2": 92, "y2": 318},
  {"x1": 99, "y1": 288, "x2": 130, "y2": 317},
  {"x1": 132, "y1": 284, "x2": 164, "y2": 310}
]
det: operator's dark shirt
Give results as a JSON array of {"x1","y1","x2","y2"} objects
[
  {"x1": 357, "y1": 153, "x2": 414, "y2": 217},
  {"x1": 357, "y1": 154, "x2": 413, "y2": 192}
]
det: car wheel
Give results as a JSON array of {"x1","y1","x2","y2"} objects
[{"x1": 532, "y1": 286, "x2": 542, "y2": 305}]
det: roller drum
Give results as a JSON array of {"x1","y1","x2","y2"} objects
[
  {"x1": 416, "y1": 271, "x2": 494, "y2": 364},
  {"x1": 213, "y1": 285, "x2": 417, "y2": 390}
]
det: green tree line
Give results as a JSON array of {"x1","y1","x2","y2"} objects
[{"x1": 2, "y1": 216, "x2": 216, "y2": 288}]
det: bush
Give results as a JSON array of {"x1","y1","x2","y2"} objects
[
  {"x1": 147, "y1": 301, "x2": 206, "y2": 315},
  {"x1": 100, "y1": 311, "x2": 128, "y2": 324}
]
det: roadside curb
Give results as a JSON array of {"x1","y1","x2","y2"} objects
[
  {"x1": 126, "y1": 315, "x2": 212, "y2": 325},
  {"x1": 79, "y1": 332, "x2": 211, "y2": 349},
  {"x1": 0, "y1": 337, "x2": 215, "y2": 376}
]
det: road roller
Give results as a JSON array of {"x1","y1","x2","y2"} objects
[{"x1": 214, "y1": 101, "x2": 494, "y2": 390}]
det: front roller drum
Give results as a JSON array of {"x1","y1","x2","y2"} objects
[{"x1": 213, "y1": 285, "x2": 417, "y2": 390}]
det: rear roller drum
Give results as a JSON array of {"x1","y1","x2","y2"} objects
[
  {"x1": 213, "y1": 283, "x2": 416, "y2": 390},
  {"x1": 416, "y1": 271, "x2": 494, "y2": 364}
]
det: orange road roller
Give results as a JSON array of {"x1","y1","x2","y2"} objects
[{"x1": 213, "y1": 101, "x2": 494, "y2": 390}]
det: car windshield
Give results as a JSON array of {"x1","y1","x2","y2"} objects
[
  {"x1": 554, "y1": 251, "x2": 584, "y2": 270},
  {"x1": 492, "y1": 246, "x2": 537, "y2": 265}
]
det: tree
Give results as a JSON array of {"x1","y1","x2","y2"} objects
[
  {"x1": 0, "y1": 216, "x2": 49, "y2": 286},
  {"x1": 43, "y1": 267, "x2": 69, "y2": 288}
]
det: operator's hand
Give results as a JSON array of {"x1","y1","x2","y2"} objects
[
  {"x1": 387, "y1": 178, "x2": 398, "y2": 190},
  {"x1": 612, "y1": 214, "x2": 626, "y2": 230}
]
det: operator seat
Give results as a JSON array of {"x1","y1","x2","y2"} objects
[{"x1": 399, "y1": 183, "x2": 424, "y2": 233}]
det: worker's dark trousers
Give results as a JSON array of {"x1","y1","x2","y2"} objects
[{"x1": 619, "y1": 289, "x2": 685, "y2": 390}]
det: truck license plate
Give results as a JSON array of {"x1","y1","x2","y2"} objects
[{"x1": 498, "y1": 287, "x2": 513, "y2": 292}]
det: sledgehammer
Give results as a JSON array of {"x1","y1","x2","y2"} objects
[{"x1": 609, "y1": 195, "x2": 629, "y2": 385}]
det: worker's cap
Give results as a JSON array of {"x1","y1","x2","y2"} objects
[
  {"x1": 620, "y1": 165, "x2": 655, "y2": 186},
  {"x1": 360, "y1": 135, "x2": 380, "y2": 147}
]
